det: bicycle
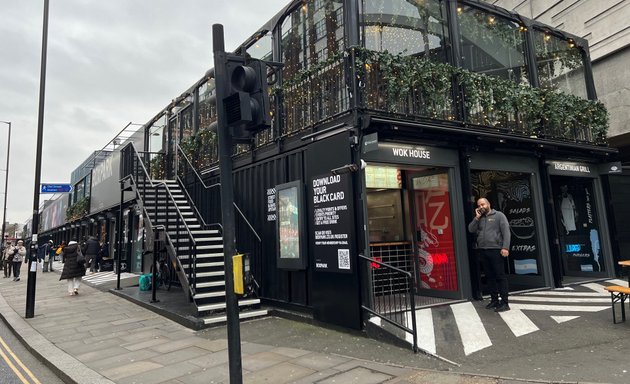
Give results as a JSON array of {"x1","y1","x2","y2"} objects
[{"x1": 148, "y1": 249, "x2": 176, "y2": 291}]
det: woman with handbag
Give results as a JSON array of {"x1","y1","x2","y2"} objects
[
  {"x1": 59, "y1": 240, "x2": 85, "y2": 295},
  {"x1": 12, "y1": 240, "x2": 27, "y2": 281}
]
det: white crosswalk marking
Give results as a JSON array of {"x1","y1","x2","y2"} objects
[
  {"x1": 415, "y1": 308, "x2": 435, "y2": 354},
  {"x1": 606, "y1": 279, "x2": 629, "y2": 286},
  {"x1": 52, "y1": 261, "x2": 136, "y2": 286},
  {"x1": 522, "y1": 291, "x2": 607, "y2": 297},
  {"x1": 510, "y1": 296, "x2": 609, "y2": 303},
  {"x1": 509, "y1": 303, "x2": 609, "y2": 312},
  {"x1": 451, "y1": 302, "x2": 492, "y2": 356},
  {"x1": 551, "y1": 315, "x2": 579, "y2": 323},
  {"x1": 499, "y1": 309, "x2": 539, "y2": 337},
  {"x1": 373, "y1": 282, "x2": 619, "y2": 358},
  {"x1": 582, "y1": 282, "x2": 610, "y2": 293}
]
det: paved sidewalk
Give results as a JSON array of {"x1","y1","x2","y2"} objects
[{"x1": 0, "y1": 265, "x2": 575, "y2": 384}]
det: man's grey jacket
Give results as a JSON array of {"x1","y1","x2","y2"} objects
[{"x1": 468, "y1": 209, "x2": 511, "y2": 250}]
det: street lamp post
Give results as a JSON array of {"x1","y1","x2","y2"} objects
[
  {"x1": 0, "y1": 121, "x2": 11, "y2": 245},
  {"x1": 26, "y1": 0, "x2": 50, "y2": 319}
]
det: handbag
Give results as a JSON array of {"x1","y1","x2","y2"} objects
[{"x1": 76, "y1": 248, "x2": 85, "y2": 265}]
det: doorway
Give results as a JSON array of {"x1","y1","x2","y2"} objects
[
  {"x1": 550, "y1": 176, "x2": 606, "y2": 281},
  {"x1": 409, "y1": 170, "x2": 459, "y2": 299},
  {"x1": 366, "y1": 164, "x2": 462, "y2": 304}
]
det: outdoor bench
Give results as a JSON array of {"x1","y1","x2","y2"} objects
[{"x1": 605, "y1": 285, "x2": 630, "y2": 324}]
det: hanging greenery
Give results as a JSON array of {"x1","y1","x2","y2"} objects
[
  {"x1": 66, "y1": 196, "x2": 90, "y2": 221},
  {"x1": 353, "y1": 48, "x2": 609, "y2": 144}
]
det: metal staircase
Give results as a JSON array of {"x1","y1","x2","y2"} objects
[{"x1": 120, "y1": 143, "x2": 266, "y2": 326}]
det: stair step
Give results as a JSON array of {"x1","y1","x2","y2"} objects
[
  {"x1": 197, "y1": 298, "x2": 260, "y2": 312},
  {"x1": 196, "y1": 261, "x2": 224, "y2": 268},
  {"x1": 203, "y1": 309, "x2": 268, "y2": 325},
  {"x1": 194, "y1": 291, "x2": 226, "y2": 300},
  {"x1": 196, "y1": 281, "x2": 225, "y2": 289},
  {"x1": 192, "y1": 230, "x2": 220, "y2": 235},
  {"x1": 196, "y1": 271, "x2": 225, "y2": 278}
]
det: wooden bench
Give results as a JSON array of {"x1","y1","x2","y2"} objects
[{"x1": 605, "y1": 286, "x2": 630, "y2": 324}]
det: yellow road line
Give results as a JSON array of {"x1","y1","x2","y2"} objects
[{"x1": 0, "y1": 334, "x2": 41, "y2": 384}]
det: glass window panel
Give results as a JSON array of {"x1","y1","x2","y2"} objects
[
  {"x1": 471, "y1": 170, "x2": 540, "y2": 276},
  {"x1": 362, "y1": 0, "x2": 449, "y2": 62},
  {"x1": 246, "y1": 31, "x2": 273, "y2": 61},
  {"x1": 534, "y1": 30, "x2": 587, "y2": 99},
  {"x1": 457, "y1": 4, "x2": 528, "y2": 83},
  {"x1": 551, "y1": 176, "x2": 603, "y2": 274},
  {"x1": 281, "y1": 0, "x2": 344, "y2": 80}
]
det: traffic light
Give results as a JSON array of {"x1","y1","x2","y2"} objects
[{"x1": 223, "y1": 54, "x2": 271, "y2": 137}]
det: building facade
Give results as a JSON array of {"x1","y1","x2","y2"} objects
[{"x1": 39, "y1": 0, "x2": 621, "y2": 336}]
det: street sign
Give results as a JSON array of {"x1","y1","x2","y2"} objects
[{"x1": 40, "y1": 183, "x2": 73, "y2": 193}]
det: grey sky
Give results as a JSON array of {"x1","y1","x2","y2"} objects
[{"x1": 0, "y1": 0, "x2": 289, "y2": 225}]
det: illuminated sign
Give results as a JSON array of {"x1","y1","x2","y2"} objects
[{"x1": 565, "y1": 244, "x2": 581, "y2": 252}]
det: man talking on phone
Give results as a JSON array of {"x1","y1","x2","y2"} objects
[{"x1": 468, "y1": 197, "x2": 511, "y2": 312}]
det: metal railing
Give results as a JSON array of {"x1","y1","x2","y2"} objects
[
  {"x1": 176, "y1": 144, "x2": 262, "y2": 243},
  {"x1": 120, "y1": 142, "x2": 197, "y2": 296},
  {"x1": 359, "y1": 254, "x2": 417, "y2": 353}
]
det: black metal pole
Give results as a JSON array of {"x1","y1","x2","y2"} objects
[
  {"x1": 116, "y1": 181, "x2": 124, "y2": 290},
  {"x1": 0, "y1": 121, "x2": 11, "y2": 243},
  {"x1": 151, "y1": 231, "x2": 158, "y2": 303},
  {"x1": 26, "y1": 0, "x2": 49, "y2": 319},
  {"x1": 213, "y1": 23, "x2": 243, "y2": 384}
]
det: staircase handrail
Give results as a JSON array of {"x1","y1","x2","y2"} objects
[
  {"x1": 120, "y1": 174, "x2": 194, "y2": 297},
  {"x1": 120, "y1": 142, "x2": 198, "y2": 295},
  {"x1": 177, "y1": 143, "x2": 262, "y2": 243},
  {"x1": 358, "y1": 254, "x2": 418, "y2": 353}
]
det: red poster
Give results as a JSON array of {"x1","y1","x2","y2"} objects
[{"x1": 414, "y1": 175, "x2": 457, "y2": 291}]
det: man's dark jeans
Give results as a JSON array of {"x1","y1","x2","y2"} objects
[{"x1": 479, "y1": 248, "x2": 508, "y2": 303}]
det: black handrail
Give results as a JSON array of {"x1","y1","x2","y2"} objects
[
  {"x1": 177, "y1": 143, "x2": 262, "y2": 243},
  {"x1": 120, "y1": 142, "x2": 198, "y2": 296},
  {"x1": 359, "y1": 254, "x2": 418, "y2": 353}
]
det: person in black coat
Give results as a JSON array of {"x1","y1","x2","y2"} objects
[
  {"x1": 59, "y1": 241, "x2": 85, "y2": 295},
  {"x1": 84, "y1": 236, "x2": 100, "y2": 274}
]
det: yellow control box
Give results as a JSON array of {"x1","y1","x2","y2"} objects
[{"x1": 233, "y1": 254, "x2": 244, "y2": 295}]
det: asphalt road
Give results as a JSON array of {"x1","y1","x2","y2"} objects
[{"x1": 0, "y1": 317, "x2": 64, "y2": 384}]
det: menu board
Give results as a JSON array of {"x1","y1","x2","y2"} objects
[
  {"x1": 494, "y1": 175, "x2": 539, "y2": 275},
  {"x1": 365, "y1": 166, "x2": 401, "y2": 189},
  {"x1": 312, "y1": 173, "x2": 353, "y2": 273}
]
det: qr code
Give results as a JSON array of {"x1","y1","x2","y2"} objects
[{"x1": 338, "y1": 249, "x2": 350, "y2": 270}]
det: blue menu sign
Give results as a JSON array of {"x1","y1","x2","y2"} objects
[{"x1": 41, "y1": 183, "x2": 73, "y2": 193}]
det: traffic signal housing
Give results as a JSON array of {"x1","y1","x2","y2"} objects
[{"x1": 223, "y1": 55, "x2": 271, "y2": 138}]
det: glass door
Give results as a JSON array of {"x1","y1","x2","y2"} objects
[{"x1": 409, "y1": 170, "x2": 459, "y2": 298}]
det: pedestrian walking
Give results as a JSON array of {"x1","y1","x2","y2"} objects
[
  {"x1": 2, "y1": 240, "x2": 13, "y2": 278},
  {"x1": 11, "y1": 240, "x2": 27, "y2": 282},
  {"x1": 83, "y1": 236, "x2": 100, "y2": 274},
  {"x1": 43, "y1": 240, "x2": 55, "y2": 272},
  {"x1": 468, "y1": 197, "x2": 511, "y2": 312},
  {"x1": 59, "y1": 240, "x2": 85, "y2": 295}
]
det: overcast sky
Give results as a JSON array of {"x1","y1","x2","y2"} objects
[{"x1": 0, "y1": 0, "x2": 289, "y2": 225}]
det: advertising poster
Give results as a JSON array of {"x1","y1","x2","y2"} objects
[
  {"x1": 312, "y1": 173, "x2": 353, "y2": 273},
  {"x1": 412, "y1": 173, "x2": 458, "y2": 291},
  {"x1": 278, "y1": 186, "x2": 300, "y2": 259}
]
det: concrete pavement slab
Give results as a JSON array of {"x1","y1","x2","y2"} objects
[{"x1": 0, "y1": 263, "x2": 612, "y2": 384}]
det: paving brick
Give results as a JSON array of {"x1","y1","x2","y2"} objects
[
  {"x1": 243, "y1": 361, "x2": 315, "y2": 384},
  {"x1": 318, "y1": 366, "x2": 393, "y2": 384},
  {"x1": 242, "y1": 351, "x2": 291, "y2": 372}
]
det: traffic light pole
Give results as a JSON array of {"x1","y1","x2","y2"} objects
[{"x1": 212, "y1": 24, "x2": 243, "y2": 384}]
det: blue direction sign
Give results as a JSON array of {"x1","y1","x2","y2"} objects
[{"x1": 41, "y1": 183, "x2": 73, "y2": 193}]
